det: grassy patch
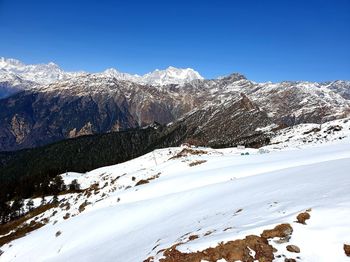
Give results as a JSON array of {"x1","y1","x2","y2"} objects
[{"x1": 0, "y1": 203, "x2": 57, "y2": 246}]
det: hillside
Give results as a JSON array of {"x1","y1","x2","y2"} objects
[{"x1": 1, "y1": 119, "x2": 350, "y2": 261}]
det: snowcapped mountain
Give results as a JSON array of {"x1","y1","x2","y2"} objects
[
  {"x1": 1, "y1": 118, "x2": 350, "y2": 261},
  {"x1": 0, "y1": 57, "x2": 204, "y2": 98},
  {"x1": 0, "y1": 69, "x2": 349, "y2": 151},
  {"x1": 140, "y1": 66, "x2": 204, "y2": 85},
  {"x1": 102, "y1": 66, "x2": 204, "y2": 86},
  {"x1": 0, "y1": 57, "x2": 84, "y2": 85},
  {"x1": 0, "y1": 57, "x2": 349, "y2": 151},
  {"x1": 102, "y1": 68, "x2": 141, "y2": 83}
]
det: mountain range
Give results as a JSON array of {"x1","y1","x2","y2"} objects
[
  {"x1": 0, "y1": 57, "x2": 349, "y2": 151},
  {"x1": 0, "y1": 57, "x2": 203, "y2": 98}
]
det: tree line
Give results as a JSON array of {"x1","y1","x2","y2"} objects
[{"x1": 0, "y1": 176, "x2": 80, "y2": 224}]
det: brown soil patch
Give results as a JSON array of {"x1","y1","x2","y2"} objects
[
  {"x1": 83, "y1": 183, "x2": 100, "y2": 197},
  {"x1": 63, "y1": 213, "x2": 70, "y2": 220},
  {"x1": 0, "y1": 203, "x2": 56, "y2": 237},
  {"x1": 136, "y1": 173, "x2": 160, "y2": 186},
  {"x1": 189, "y1": 160, "x2": 207, "y2": 167},
  {"x1": 261, "y1": 223, "x2": 293, "y2": 239},
  {"x1": 296, "y1": 212, "x2": 310, "y2": 225},
  {"x1": 78, "y1": 201, "x2": 90, "y2": 213},
  {"x1": 136, "y1": 179, "x2": 150, "y2": 186},
  {"x1": 0, "y1": 203, "x2": 56, "y2": 246},
  {"x1": 0, "y1": 220, "x2": 45, "y2": 246},
  {"x1": 158, "y1": 235, "x2": 274, "y2": 262},
  {"x1": 344, "y1": 244, "x2": 350, "y2": 257},
  {"x1": 188, "y1": 235, "x2": 199, "y2": 241},
  {"x1": 171, "y1": 148, "x2": 208, "y2": 159}
]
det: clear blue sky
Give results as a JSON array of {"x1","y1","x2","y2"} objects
[{"x1": 0, "y1": 0, "x2": 349, "y2": 82}]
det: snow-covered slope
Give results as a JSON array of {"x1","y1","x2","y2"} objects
[
  {"x1": 265, "y1": 117, "x2": 350, "y2": 150},
  {"x1": 1, "y1": 121, "x2": 350, "y2": 261}
]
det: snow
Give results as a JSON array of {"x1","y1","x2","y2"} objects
[
  {"x1": 0, "y1": 57, "x2": 84, "y2": 85},
  {"x1": 0, "y1": 57, "x2": 203, "y2": 88},
  {"x1": 266, "y1": 118, "x2": 350, "y2": 150},
  {"x1": 102, "y1": 65, "x2": 204, "y2": 86},
  {"x1": 1, "y1": 129, "x2": 350, "y2": 261}
]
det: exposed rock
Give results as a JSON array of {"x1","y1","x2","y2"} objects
[
  {"x1": 296, "y1": 212, "x2": 311, "y2": 225},
  {"x1": 284, "y1": 259, "x2": 296, "y2": 262},
  {"x1": 261, "y1": 223, "x2": 293, "y2": 239},
  {"x1": 10, "y1": 114, "x2": 31, "y2": 144},
  {"x1": 286, "y1": 245, "x2": 300, "y2": 253},
  {"x1": 344, "y1": 244, "x2": 350, "y2": 257}
]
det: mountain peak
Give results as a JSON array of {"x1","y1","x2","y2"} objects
[
  {"x1": 220, "y1": 73, "x2": 247, "y2": 82},
  {"x1": 142, "y1": 66, "x2": 203, "y2": 85}
]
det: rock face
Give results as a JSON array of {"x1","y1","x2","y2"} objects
[
  {"x1": 296, "y1": 212, "x2": 311, "y2": 224},
  {"x1": 344, "y1": 244, "x2": 350, "y2": 257},
  {"x1": 1, "y1": 59, "x2": 350, "y2": 151}
]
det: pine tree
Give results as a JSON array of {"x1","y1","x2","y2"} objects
[
  {"x1": 41, "y1": 196, "x2": 47, "y2": 206},
  {"x1": 52, "y1": 195, "x2": 59, "y2": 204},
  {"x1": 26, "y1": 199, "x2": 34, "y2": 212},
  {"x1": 10, "y1": 198, "x2": 24, "y2": 219},
  {"x1": 69, "y1": 179, "x2": 80, "y2": 191}
]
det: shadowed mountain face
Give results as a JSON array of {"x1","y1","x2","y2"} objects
[{"x1": 0, "y1": 72, "x2": 349, "y2": 151}]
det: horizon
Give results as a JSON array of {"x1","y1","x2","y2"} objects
[
  {"x1": 2, "y1": 55, "x2": 350, "y2": 83},
  {"x1": 0, "y1": 0, "x2": 349, "y2": 82}
]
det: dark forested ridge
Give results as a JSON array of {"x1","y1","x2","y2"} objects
[{"x1": 0, "y1": 123, "x2": 188, "y2": 219}]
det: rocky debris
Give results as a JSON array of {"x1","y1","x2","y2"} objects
[
  {"x1": 344, "y1": 244, "x2": 350, "y2": 257},
  {"x1": 327, "y1": 125, "x2": 342, "y2": 132},
  {"x1": 156, "y1": 235, "x2": 274, "y2": 262},
  {"x1": 150, "y1": 223, "x2": 300, "y2": 262},
  {"x1": 286, "y1": 245, "x2": 300, "y2": 253},
  {"x1": 284, "y1": 259, "x2": 296, "y2": 262},
  {"x1": 296, "y1": 211, "x2": 311, "y2": 225},
  {"x1": 261, "y1": 223, "x2": 293, "y2": 239}
]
